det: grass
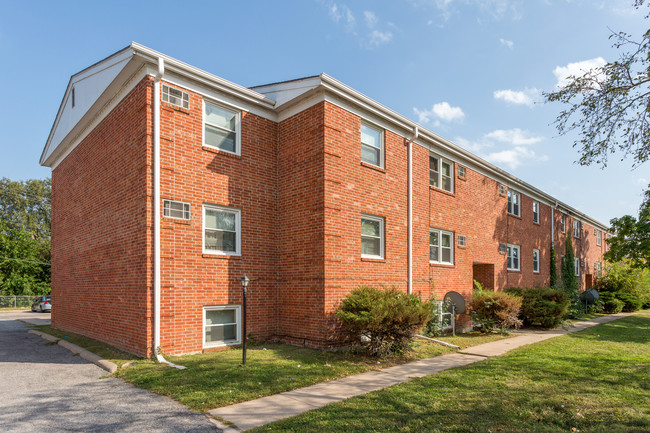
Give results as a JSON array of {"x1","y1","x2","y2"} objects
[{"x1": 251, "y1": 311, "x2": 650, "y2": 433}]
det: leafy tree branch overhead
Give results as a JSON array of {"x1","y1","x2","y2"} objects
[{"x1": 544, "y1": 0, "x2": 650, "y2": 168}]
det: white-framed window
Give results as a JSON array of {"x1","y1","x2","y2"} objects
[
  {"x1": 162, "y1": 84, "x2": 190, "y2": 109},
  {"x1": 574, "y1": 257, "x2": 580, "y2": 276},
  {"x1": 596, "y1": 229, "x2": 602, "y2": 246},
  {"x1": 457, "y1": 235, "x2": 467, "y2": 247},
  {"x1": 361, "y1": 214, "x2": 384, "y2": 259},
  {"x1": 203, "y1": 305, "x2": 241, "y2": 348},
  {"x1": 561, "y1": 214, "x2": 566, "y2": 233},
  {"x1": 573, "y1": 220, "x2": 581, "y2": 238},
  {"x1": 430, "y1": 228, "x2": 454, "y2": 265},
  {"x1": 458, "y1": 165, "x2": 466, "y2": 179},
  {"x1": 203, "y1": 204, "x2": 241, "y2": 255},
  {"x1": 533, "y1": 249, "x2": 540, "y2": 273},
  {"x1": 507, "y1": 244, "x2": 520, "y2": 271},
  {"x1": 429, "y1": 154, "x2": 454, "y2": 193},
  {"x1": 163, "y1": 199, "x2": 191, "y2": 221},
  {"x1": 203, "y1": 100, "x2": 240, "y2": 154},
  {"x1": 595, "y1": 261, "x2": 602, "y2": 278},
  {"x1": 360, "y1": 122, "x2": 384, "y2": 168},
  {"x1": 507, "y1": 190, "x2": 520, "y2": 217},
  {"x1": 532, "y1": 201, "x2": 539, "y2": 224}
]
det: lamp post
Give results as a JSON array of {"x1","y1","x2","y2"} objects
[{"x1": 241, "y1": 275, "x2": 249, "y2": 365}]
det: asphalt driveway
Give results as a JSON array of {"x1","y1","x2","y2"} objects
[{"x1": 0, "y1": 311, "x2": 219, "y2": 432}]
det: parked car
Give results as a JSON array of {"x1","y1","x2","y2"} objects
[{"x1": 31, "y1": 296, "x2": 51, "y2": 313}]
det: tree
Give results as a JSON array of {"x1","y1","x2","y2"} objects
[
  {"x1": 561, "y1": 237, "x2": 578, "y2": 300},
  {"x1": 0, "y1": 177, "x2": 51, "y2": 238},
  {"x1": 606, "y1": 189, "x2": 650, "y2": 268},
  {"x1": 550, "y1": 242, "x2": 558, "y2": 288},
  {"x1": 544, "y1": 1, "x2": 650, "y2": 167}
]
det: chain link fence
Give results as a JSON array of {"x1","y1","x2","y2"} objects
[{"x1": 0, "y1": 295, "x2": 47, "y2": 309}]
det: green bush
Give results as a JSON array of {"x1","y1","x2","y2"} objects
[
  {"x1": 469, "y1": 290, "x2": 522, "y2": 333},
  {"x1": 594, "y1": 262, "x2": 648, "y2": 312},
  {"x1": 507, "y1": 287, "x2": 570, "y2": 328},
  {"x1": 336, "y1": 286, "x2": 432, "y2": 356},
  {"x1": 616, "y1": 292, "x2": 643, "y2": 312},
  {"x1": 600, "y1": 292, "x2": 625, "y2": 314}
]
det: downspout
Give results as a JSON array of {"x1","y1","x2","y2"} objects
[
  {"x1": 153, "y1": 57, "x2": 185, "y2": 369},
  {"x1": 406, "y1": 126, "x2": 419, "y2": 295}
]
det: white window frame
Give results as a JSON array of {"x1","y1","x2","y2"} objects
[
  {"x1": 574, "y1": 257, "x2": 580, "y2": 276},
  {"x1": 163, "y1": 199, "x2": 191, "y2": 221},
  {"x1": 429, "y1": 153, "x2": 454, "y2": 193},
  {"x1": 595, "y1": 261, "x2": 602, "y2": 278},
  {"x1": 203, "y1": 99, "x2": 241, "y2": 155},
  {"x1": 202, "y1": 204, "x2": 241, "y2": 256},
  {"x1": 507, "y1": 190, "x2": 521, "y2": 217},
  {"x1": 429, "y1": 228, "x2": 454, "y2": 265},
  {"x1": 532, "y1": 201, "x2": 539, "y2": 224},
  {"x1": 360, "y1": 122, "x2": 384, "y2": 168},
  {"x1": 560, "y1": 214, "x2": 566, "y2": 233},
  {"x1": 162, "y1": 84, "x2": 190, "y2": 110},
  {"x1": 596, "y1": 229, "x2": 602, "y2": 246},
  {"x1": 533, "y1": 248, "x2": 540, "y2": 273},
  {"x1": 573, "y1": 220, "x2": 581, "y2": 239},
  {"x1": 203, "y1": 305, "x2": 241, "y2": 348},
  {"x1": 361, "y1": 214, "x2": 384, "y2": 259},
  {"x1": 507, "y1": 244, "x2": 520, "y2": 271}
]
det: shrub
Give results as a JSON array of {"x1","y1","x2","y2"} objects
[
  {"x1": 336, "y1": 286, "x2": 432, "y2": 356},
  {"x1": 616, "y1": 292, "x2": 643, "y2": 312},
  {"x1": 513, "y1": 287, "x2": 570, "y2": 328},
  {"x1": 600, "y1": 292, "x2": 624, "y2": 314},
  {"x1": 469, "y1": 290, "x2": 522, "y2": 333},
  {"x1": 594, "y1": 261, "x2": 648, "y2": 312}
]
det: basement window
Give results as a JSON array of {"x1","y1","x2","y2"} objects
[
  {"x1": 163, "y1": 199, "x2": 191, "y2": 220},
  {"x1": 203, "y1": 305, "x2": 241, "y2": 348},
  {"x1": 162, "y1": 84, "x2": 190, "y2": 109}
]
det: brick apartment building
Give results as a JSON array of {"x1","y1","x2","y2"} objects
[{"x1": 40, "y1": 43, "x2": 609, "y2": 357}]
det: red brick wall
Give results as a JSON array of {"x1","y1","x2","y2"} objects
[{"x1": 51, "y1": 78, "x2": 152, "y2": 356}]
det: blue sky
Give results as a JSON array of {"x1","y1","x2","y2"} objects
[{"x1": 0, "y1": 0, "x2": 647, "y2": 225}]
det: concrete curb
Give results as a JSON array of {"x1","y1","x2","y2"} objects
[{"x1": 27, "y1": 329, "x2": 118, "y2": 374}]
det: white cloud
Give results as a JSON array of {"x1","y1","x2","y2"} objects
[
  {"x1": 454, "y1": 136, "x2": 492, "y2": 153},
  {"x1": 499, "y1": 38, "x2": 514, "y2": 49},
  {"x1": 493, "y1": 88, "x2": 539, "y2": 107},
  {"x1": 424, "y1": 0, "x2": 522, "y2": 22},
  {"x1": 414, "y1": 102, "x2": 466, "y2": 126},
  {"x1": 364, "y1": 10, "x2": 378, "y2": 27},
  {"x1": 324, "y1": 3, "x2": 393, "y2": 48},
  {"x1": 484, "y1": 128, "x2": 543, "y2": 145},
  {"x1": 553, "y1": 57, "x2": 607, "y2": 88},
  {"x1": 637, "y1": 177, "x2": 648, "y2": 185},
  {"x1": 369, "y1": 30, "x2": 393, "y2": 46},
  {"x1": 484, "y1": 146, "x2": 548, "y2": 170}
]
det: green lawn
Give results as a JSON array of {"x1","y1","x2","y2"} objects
[{"x1": 251, "y1": 311, "x2": 650, "y2": 433}]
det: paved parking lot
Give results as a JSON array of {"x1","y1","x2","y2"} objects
[{"x1": 0, "y1": 311, "x2": 219, "y2": 432}]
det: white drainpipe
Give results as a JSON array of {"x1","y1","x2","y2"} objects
[
  {"x1": 153, "y1": 57, "x2": 185, "y2": 369},
  {"x1": 406, "y1": 126, "x2": 419, "y2": 294}
]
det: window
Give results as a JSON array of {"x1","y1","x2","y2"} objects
[
  {"x1": 574, "y1": 258, "x2": 580, "y2": 276},
  {"x1": 203, "y1": 205, "x2": 241, "y2": 255},
  {"x1": 532, "y1": 201, "x2": 539, "y2": 224},
  {"x1": 203, "y1": 305, "x2": 240, "y2": 347},
  {"x1": 204, "y1": 101, "x2": 240, "y2": 154},
  {"x1": 595, "y1": 262, "x2": 602, "y2": 278},
  {"x1": 163, "y1": 199, "x2": 191, "y2": 220},
  {"x1": 162, "y1": 84, "x2": 190, "y2": 109},
  {"x1": 499, "y1": 184, "x2": 507, "y2": 196},
  {"x1": 573, "y1": 220, "x2": 581, "y2": 238},
  {"x1": 596, "y1": 229, "x2": 602, "y2": 246},
  {"x1": 361, "y1": 214, "x2": 384, "y2": 259},
  {"x1": 360, "y1": 123, "x2": 383, "y2": 167},
  {"x1": 457, "y1": 235, "x2": 467, "y2": 247},
  {"x1": 533, "y1": 249, "x2": 540, "y2": 273},
  {"x1": 507, "y1": 190, "x2": 520, "y2": 217},
  {"x1": 430, "y1": 228, "x2": 454, "y2": 265},
  {"x1": 458, "y1": 165, "x2": 466, "y2": 179},
  {"x1": 507, "y1": 244, "x2": 520, "y2": 271},
  {"x1": 430, "y1": 154, "x2": 454, "y2": 193},
  {"x1": 561, "y1": 214, "x2": 566, "y2": 233}
]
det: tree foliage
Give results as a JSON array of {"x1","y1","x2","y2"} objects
[
  {"x1": 561, "y1": 236, "x2": 578, "y2": 300},
  {"x1": 0, "y1": 178, "x2": 51, "y2": 295},
  {"x1": 544, "y1": 1, "x2": 650, "y2": 167},
  {"x1": 549, "y1": 242, "x2": 558, "y2": 288},
  {"x1": 606, "y1": 189, "x2": 650, "y2": 268}
]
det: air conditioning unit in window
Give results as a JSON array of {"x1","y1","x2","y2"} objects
[{"x1": 498, "y1": 243, "x2": 507, "y2": 254}]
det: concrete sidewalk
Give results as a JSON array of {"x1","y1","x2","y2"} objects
[{"x1": 209, "y1": 313, "x2": 630, "y2": 431}]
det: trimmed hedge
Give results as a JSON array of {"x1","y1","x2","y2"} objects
[{"x1": 506, "y1": 287, "x2": 570, "y2": 329}]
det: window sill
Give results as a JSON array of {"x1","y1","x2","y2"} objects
[
  {"x1": 360, "y1": 161, "x2": 385, "y2": 173},
  {"x1": 507, "y1": 213, "x2": 522, "y2": 220},
  {"x1": 429, "y1": 186, "x2": 455, "y2": 197},
  {"x1": 457, "y1": 176, "x2": 466, "y2": 182},
  {"x1": 533, "y1": 221, "x2": 540, "y2": 225},
  {"x1": 507, "y1": 269, "x2": 521, "y2": 273},
  {"x1": 430, "y1": 262, "x2": 455, "y2": 268},
  {"x1": 361, "y1": 257, "x2": 385, "y2": 263},
  {"x1": 202, "y1": 145, "x2": 242, "y2": 159},
  {"x1": 202, "y1": 253, "x2": 242, "y2": 260}
]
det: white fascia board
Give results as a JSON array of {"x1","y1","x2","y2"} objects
[{"x1": 252, "y1": 76, "x2": 322, "y2": 107}]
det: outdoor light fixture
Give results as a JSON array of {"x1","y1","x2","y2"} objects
[{"x1": 241, "y1": 275, "x2": 249, "y2": 365}]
